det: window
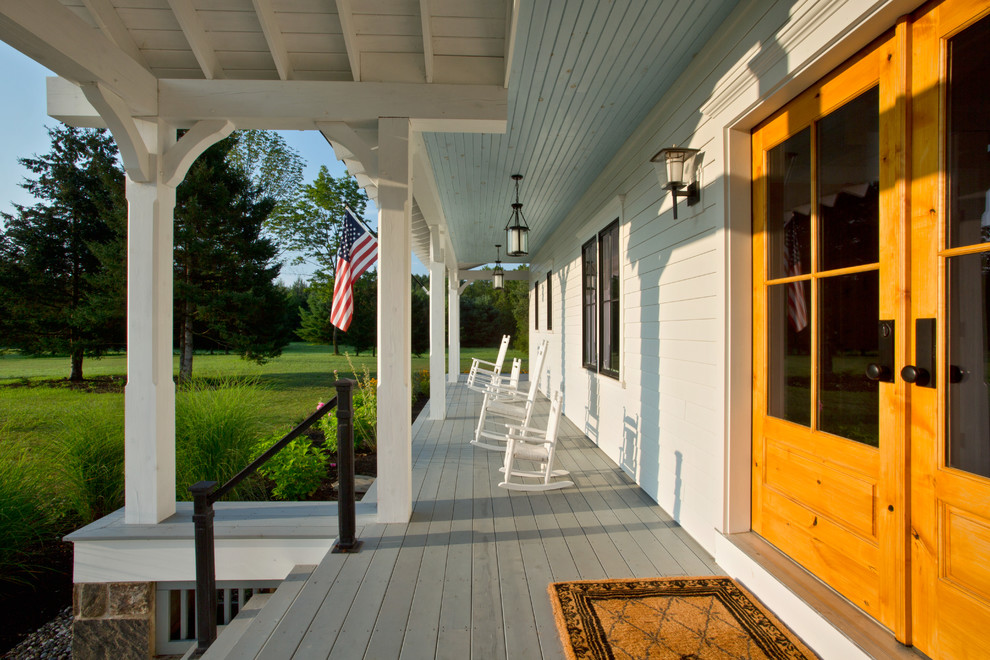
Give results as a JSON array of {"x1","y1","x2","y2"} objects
[
  {"x1": 534, "y1": 281, "x2": 539, "y2": 330},
  {"x1": 582, "y1": 219, "x2": 620, "y2": 377},
  {"x1": 582, "y1": 238, "x2": 597, "y2": 368},
  {"x1": 599, "y1": 220, "x2": 620, "y2": 378},
  {"x1": 546, "y1": 271, "x2": 552, "y2": 331}
]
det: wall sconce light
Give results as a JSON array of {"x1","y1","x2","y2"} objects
[
  {"x1": 650, "y1": 146, "x2": 700, "y2": 219},
  {"x1": 505, "y1": 174, "x2": 530, "y2": 256},
  {"x1": 492, "y1": 244, "x2": 504, "y2": 290}
]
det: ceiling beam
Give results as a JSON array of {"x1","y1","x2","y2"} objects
[
  {"x1": 80, "y1": 0, "x2": 150, "y2": 71},
  {"x1": 167, "y1": 0, "x2": 224, "y2": 79},
  {"x1": 251, "y1": 0, "x2": 293, "y2": 80},
  {"x1": 158, "y1": 80, "x2": 507, "y2": 131},
  {"x1": 419, "y1": 0, "x2": 433, "y2": 83},
  {"x1": 50, "y1": 77, "x2": 507, "y2": 132},
  {"x1": 334, "y1": 0, "x2": 360, "y2": 82},
  {"x1": 504, "y1": 0, "x2": 519, "y2": 88},
  {"x1": 0, "y1": 0, "x2": 157, "y2": 115},
  {"x1": 412, "y1": 132, "x2": 457, "y2": 269},
  {"x1": 317, "y1": 121, "x2": 378, "y2": 179}
]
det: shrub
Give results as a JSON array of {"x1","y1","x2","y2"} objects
[
  {"x1": 412, "y1": 369, "x2": 430, "y2": 401},
  {"x1": 0, "y1": 440, "x2": 64, "y2": 583},
  {"x1": 50, "y1": 408, "x2": 125, "y2": 523},
  {"x1": 318, "y1": 356, "x2": 378, "y2": 454},
  {"x1": 253, "y1": 429, "x2": 329, "y2": 500},
  {"x1": 175, "y1": 378, "x2": 268, "y2": 501}
]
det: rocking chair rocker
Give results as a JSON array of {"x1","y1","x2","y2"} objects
[{"x1": 498, "y1": 390, "x2": 573, "y2": 491}]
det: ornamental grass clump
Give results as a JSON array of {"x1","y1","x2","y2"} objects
[
  {"x1": 50, "y1": 408, "x2": 125, "y2": 523},
  {"x1": 0, "y1": 439, "x2": 64, "y2": 583},
  {"x1": 175, "y1": 377, "x2": 268, "y2": 501}
]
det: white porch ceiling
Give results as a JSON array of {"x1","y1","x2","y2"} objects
[
  {"x1": 2, "y1": 0, "x2": 740, "y2": 270},
  {"x1": 427, "y1": 0, "x2": 739, "y2": 266}
]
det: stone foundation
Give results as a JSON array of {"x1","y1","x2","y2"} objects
[{"x1": 72, "y1": 582, "x2": 154, "y2": 659}]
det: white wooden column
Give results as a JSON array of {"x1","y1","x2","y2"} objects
[
  {"x1": 448, "y1": 271, "x2": 460, "y2": 383},
  {"x1": 428, "y1": 255, "x2": 446, "y2": 420},
  {"x1": 376, "y1": 117, "x2": 413, "y2": 523},
  {"x1": 124, "y1": 122, "x2": 176, "y2": 524}
]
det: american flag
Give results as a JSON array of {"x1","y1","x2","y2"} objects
[
  {"x1": 330, "y1": 209, "x2": 378, "y2": 332},
  {"x1": 784, "y1": 215, "x2": 808, "y2": 332}
]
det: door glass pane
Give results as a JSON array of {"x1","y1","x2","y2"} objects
[
  {"x1": 818, "y1": 271, "x2": 879, "y2": 446},
  {"x1": 948, "y1": 13, "x2": 990, "y2": 248},
  {"x1": 819, "y1": 87, "x2": 880, "y2": 271},
  {"x1": 947, "y1": 253, "x2": 990, "y2": 478},
  {"x1": 767, "y1": 129, "x2": 811, "y2": 279},
  {"x1": 768, "y1": 281, "x2": 811, "y2": 426}
]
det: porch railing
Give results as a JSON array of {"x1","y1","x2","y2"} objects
[{"x1": 188, "y1": 378, "x2": 362, "y2": 654}]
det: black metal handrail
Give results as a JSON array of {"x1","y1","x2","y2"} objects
[{"x1": 188, "y1": 378, "x2": 361, "y2": 654}]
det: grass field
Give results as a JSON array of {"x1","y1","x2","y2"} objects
[{"x1": 0, "y1": 342, "x2": 527, "y2": 447}]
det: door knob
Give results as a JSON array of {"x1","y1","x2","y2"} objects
[
  {"x1": 865, "y1": 363, "x2": 891, "y2": 381},
  {"x1": 901, "y1": 365, "x2": 931, "y2": 386}
]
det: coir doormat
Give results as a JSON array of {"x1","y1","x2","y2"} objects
[{"x1": 548, "y1": 576, "x2": 818, "y2": 660}]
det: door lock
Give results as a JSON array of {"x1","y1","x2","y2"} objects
[{"x1": 865, "y1": 320, "x2": 895, "y2": 383}]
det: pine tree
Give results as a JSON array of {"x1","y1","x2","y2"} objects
[
  {"x1": 173, "y1": 136, "x2": 291, "y2": 381},
  {"x1": 0, "y1": 126, "x2": 126, "y2": 380}
]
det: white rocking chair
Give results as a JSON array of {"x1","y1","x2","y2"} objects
[
  {"x1": 466, "y1": 334, "x2": 511, "y2": 394},
  {"x1": 472, "y1": 340, "x2": 548, "y2": 451},
  {"x1": 499, "y1": 390, "x2": 573, "y2": 491}
]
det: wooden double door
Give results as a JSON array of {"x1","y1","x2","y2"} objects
[{"x1": 752, "y1": 1, "x2": 990, "y2": 656}]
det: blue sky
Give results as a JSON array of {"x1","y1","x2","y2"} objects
[{"x1": 0, "y1": 41, "x2": 426, "y2": 281}]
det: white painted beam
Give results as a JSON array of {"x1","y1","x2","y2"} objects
[
  {"x1": 251, "y1": 0, "x2": 293, "y2": 81},
  {"x1": 376, "y1": 117, "x2": 412, "y2": 524},
  {"x1": 504, "y1": 0, "x2": 519, "y2": 88},
  {"x1": 459, "y1": 269, "x2": 529, "y2": 282},
  {"x1": 124, "y1": 121, "x2": 177, "y2": 524},
  {"x1": 81, "y1": 82, "x2": 152, "y2": 182},
  {"x1": 163, "y1": 119, "x2": 235, "y2": 187},
  {"x1": 159, "y1": 80, "x2": 506, "y2": 131},
  {"x1": 51, "y1": 78, "x2": 507, "y2": 132},
  {"x1": 334, "y1": 0, "x2": 360, "y2": 82},
  {"x1": 167, "y1": 0, "x2": 224, "y2": 80},
  {"x1": 0, "y1": 0, "x2": 157, "y2": 115},
  {"x1": 448, "y1": 270, "x2": 460, "y2": 383},
  {"x1": 428, "y1": 251, "x2": 446, "y2": 419},
  {"x1": 80, "y1": 0, "x2": 150, "y2": 71},
  {"x1": 419, "y1": 0, "x2": 434, "y2": 83}
]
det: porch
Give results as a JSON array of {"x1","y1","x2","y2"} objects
[{"x1": 203, "y1": 381, "x2": 720, "y2": 658}]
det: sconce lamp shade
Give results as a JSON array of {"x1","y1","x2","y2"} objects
[
  {"x1": 492, "y1": 244, "x2": 505, "y2": 289},
  {"x1": 504, "y1": 174, "x2": 530, "y2": 256},
  {"x1": 650, "y1": 146, "x2": 701, "y2": 219}
]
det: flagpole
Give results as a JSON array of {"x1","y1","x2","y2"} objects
[{"x1": 345, "y1": 205, "x2": 378, "y2": 239}]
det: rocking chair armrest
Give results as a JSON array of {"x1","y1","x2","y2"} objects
[
  {"x1": 472, "y1": 359, "x2": 499, "y2": 368},
  {"x1": 484, "y1": 383, "x2": 524, "y2": 395},
  {"x1": 504, "y1": 423, "x2": 546, "y2": 438}
]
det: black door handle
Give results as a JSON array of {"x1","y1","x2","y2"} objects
[
  {"x1": 866, "y1": 363, "x2": 891, "y2": 381},
  {"x1": 901, "y1": 365, "x2": 931, "y2": 386}
]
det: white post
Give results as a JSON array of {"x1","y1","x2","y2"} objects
[
  {"x1": 124, "y1": 123, "x2": 177, "y2": 524},
  {"x1": 376, "y1": 117, "x2": 413, "y2": 523},
  {"x1": 448, "y1": 271, "x2": 460, "y2": 383},
  {"x1": 428, "y1": 256, "x2": 446, "y2": 420}
]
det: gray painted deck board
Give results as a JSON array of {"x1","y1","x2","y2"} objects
[{"x1": 215, "y1": 384, "x2": 720, "y2": 658}]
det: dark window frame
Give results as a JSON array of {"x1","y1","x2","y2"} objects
[
  {"x1": 598, "y1": 220, "x2": 620, "y2": 379},
  {"x1": 582, "y1": 238, "x2": 597, "y2": 369},
  {"x1": 534, "y1": 281, "x2": 539, "y2": 330}
]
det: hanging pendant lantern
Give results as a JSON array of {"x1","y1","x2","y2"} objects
[
  {"x1": 492, "y1": 244, "x2": 504, "y2": 290},
  {"x1": 504, "y1": 174, "x2": 530, "y2": 256}
]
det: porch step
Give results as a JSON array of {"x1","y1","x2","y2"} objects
[{"x1": 202, "y1": 565, "x2": 314, "y2": 660}]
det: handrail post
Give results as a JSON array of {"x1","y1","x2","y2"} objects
[
  {"x1": 190, "y1": 480, "x2": 218, "y2": 653},
  {"x1": 332, "y1": 379, "x2": 362, "y2": 553}
]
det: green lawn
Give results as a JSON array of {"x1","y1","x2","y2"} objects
[{"x1": 0, "y1": 343, "x2": 527, "y2": 447}]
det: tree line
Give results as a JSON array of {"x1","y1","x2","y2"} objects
[{"x1": 0, "y1": 126, "x2": 529, "y2": 380}]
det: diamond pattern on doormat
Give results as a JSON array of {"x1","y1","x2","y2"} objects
[{"x1": 548, "y1": 576, "x2": 819, "y2": 660}]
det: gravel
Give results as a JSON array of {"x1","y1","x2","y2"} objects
[{"x1": 3, "y1": 607, "x2": 72, "y2": 659}]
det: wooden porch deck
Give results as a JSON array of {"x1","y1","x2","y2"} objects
[{"x1": 211, "y1": 383, "x2": 721, "y2": 659}]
